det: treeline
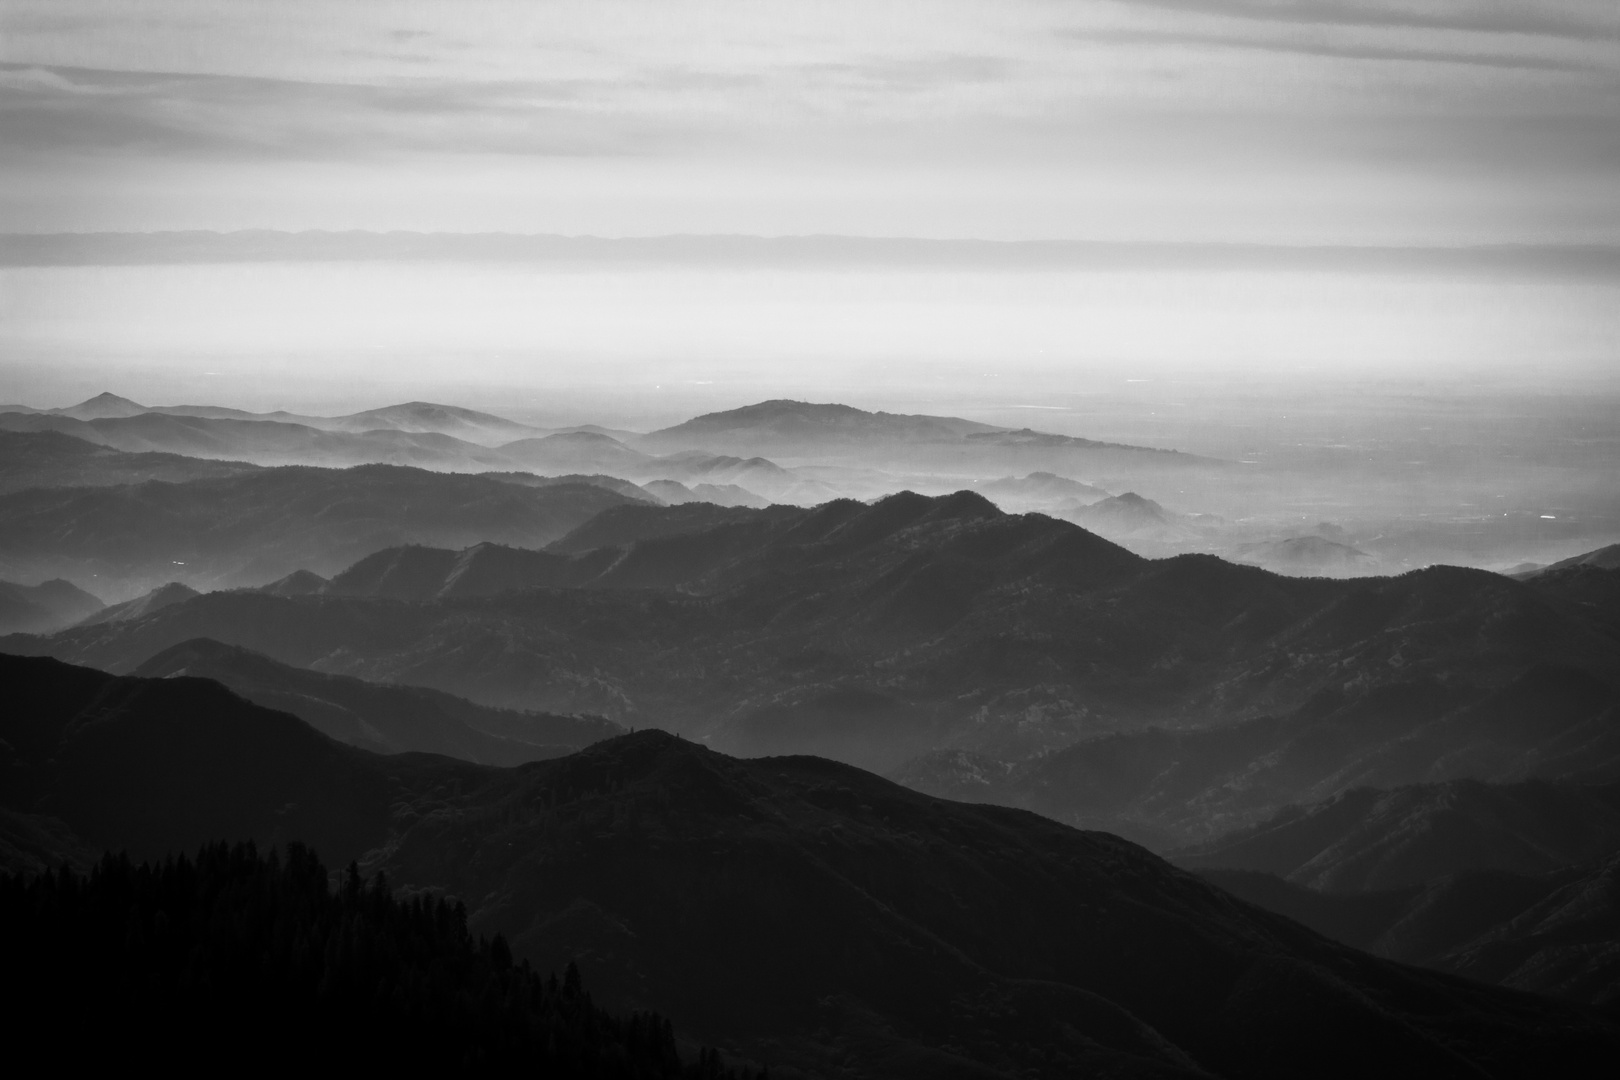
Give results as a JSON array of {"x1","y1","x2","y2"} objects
[{"x1": 1, "y1": 842, "x2": 762, "y2": 1076}]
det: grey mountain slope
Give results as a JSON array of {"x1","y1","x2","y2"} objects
[
  {"x1": 0, "y1": 429, "x2": 261, "y2": 494},
  {"x1": 641, "y1": 401, "x2": 1209, "y2": 472},
  {"x1": 133, "y1": 637, "x2": 621, "y2": 764},
  {"x1": 258, "y1": 569, "x2": 328, "y2": 596},
  {"x1": 16, "y1": 393, "x2": 544, "y2": 446},
  {"x1": 1201, "y1": 853, "x2": 1620, "y2": 1008},
  {"x1": 5, "y1": 651, "x2": 1617, "y2": 1078},
  {"x1": 499, "y1": 431, "x2": 656, "y2": 474},
  {"x1": 0, "y1": 463, "x2": 638, "y2": 593},
  {"x1": 76, "y1": 582, "x2": 199, "y2": 627},
  {"x1": 0, "y1": 578, "x2": 103, "y2": 634},
  {"x1": 9, "y1": 494, "x2": 1620, "y2": 839},
  {"x1": 1522, "y1": 542, "x2": 1620, "y2": 578},
  {"x1": 897, "y1": 657, "x2": 1620, "y2": 849},
  {"x1": 52, "y1": 392, "x2": 147, "y2": 420},
  {"x1": 642, "y1": 398, "x2": 1004, "y2": 451},
  {"x1": 1171, "y1": 779, "x2": 1620, "y2": 892},
  {"x1": 976, "y1": 471, "x2": 1111, "y2": 510}
]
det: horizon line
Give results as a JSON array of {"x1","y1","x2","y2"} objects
[{"x1": 4, "y1": 230, "x2": 1619, "y2": 276}]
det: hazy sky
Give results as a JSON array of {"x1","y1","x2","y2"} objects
[
  {"x1": 3, "y1": 0, "x2": 1618, "y2": 242},
  {"x1": 2, "y1": 1, "x2": 1618, "y2": 413}
]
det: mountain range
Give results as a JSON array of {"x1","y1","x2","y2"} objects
[
  {"x1": 0, "y1": 462, "x2": 640, "y2": 597},
  {"x1": 638, "y1": 401, "x2": 1208, "y2": 480},
  {"x1": 1173, "y1": 779, "x2": 1620, "y2": 892},
  {"x1": 132, "y1": 637, "x2": 622, "y2": 763},
  {"x1": 1201, "y1": 858, "x2": 1620, "y2": 1009},
  {"x1": 3, "y1": 394, "x2": 1199, "y2": 497},
  {"x1": 0, "y1": 577, "x2": 103, "y2": 634},
  {"x1": 5, "y1": 651, "x2": 1615, "y2": 1078},
  {"x1": 8, "y1": 493, "x2": 1618, "y2": 844},
  {"x1": 898, "y1": 652, "x2": 1620, "y2": 849},
  {"x1": 12, "y1": 391, "x2": 545, "y2": 443},
  {"x1": 0, "y1": 428, "x2": 262, "y2": 494}
]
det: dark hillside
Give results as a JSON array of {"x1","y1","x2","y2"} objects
[
  {"x1": 1173, "y1": 780, "x2": 1620, "y2": 891},
  {"x1": 0, "y1": 428, "x2": 259, "y2": 493},
  {"x1": 133, "y1": 637, "x2": 622, "y2": 763},
  {"x1": 1200, "y1": 858, "x2": 1620, "y2": 1009},
  {"x1": 2, "y1": 842, "x2": 756, "y2": 1076},
  {"x1": 3, "y1": 653, "x2": 1616, "y2": 1078}
]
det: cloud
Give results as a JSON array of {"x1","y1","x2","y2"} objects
[
  {"x1": 0, "y1": 62, "x2": 687, "y2": 159},
  {"x1": 1122, "y1": 0, "x2": 1618, "y2": 40},
  {"x1": 1066, "y1": 27, "x2": 1599, "y2": 73}
]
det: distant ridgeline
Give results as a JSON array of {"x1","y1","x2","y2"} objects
[{"x1": 1, "y1": 842, "x2": 760, "y2": 1077}]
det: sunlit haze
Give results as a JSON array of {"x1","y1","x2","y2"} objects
[{"x1": 4, "y1": 0, "x2": 1619, "y2": 404}]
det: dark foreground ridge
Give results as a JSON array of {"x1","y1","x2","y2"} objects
[
  {"x1": 4, "y1": 652, "x2": 1618, "y2": 1078},
  {"x1": 2, "y1": 841, "x2": 758, "y2": 1076}
]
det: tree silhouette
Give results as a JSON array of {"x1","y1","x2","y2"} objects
[{"x1": 1, "y1": 842, "x2": 762, "y2": 1077}]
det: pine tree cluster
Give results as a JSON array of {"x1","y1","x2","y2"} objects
[{"x1": 1, "y1": 842, "x2": 763, "y2": 1077}]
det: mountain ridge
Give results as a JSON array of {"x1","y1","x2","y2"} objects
[
  {"x1": 10, "y1": 492, "x2": 1617, "y2": 829},
  {"x1": 5, "y1": 650, "x2": 1615, "y2": 1078}
]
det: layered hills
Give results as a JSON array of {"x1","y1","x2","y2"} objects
[
  {"x1": 5, "y1": 652, "x2": 1615, "y2": 1078},
  {"x1": 0, "y1": 429, "x2": 261, "y2": 494},
  {"x1": 1517, "y1": 542, "x2": 1620, "y2": 578},
  {"x1": 1174, "y1": 780, "x2": 1620, "y2": 892},
  {"x1": 0, "y1": 463, "x2": 639, "y2": 595},
  {"x1": 0, "y1": 578, "x2": 102, "y2": 634},
  {"x1": 10, "y1": 391, "x2": 544, "y2": 445},
  {"x1": 0, "y1": 409, "x2": 523, "y2": 472},
  {"x1": 898, "y1": 656, "x2": 1620, "y2": 847},
  {"x1": 1201, "y1": 857, "x2": 1620, "y2": 1009},
  {"x1": 77, "y1": 581, "x2": 200, "y2": 626},
  {"x1": 638, "y1": 400, "x2": 1202, "y2": 478},
  {"x1": 1229, "y1": 535, "x2": 1376, "y2": 577},
  {"x1": 10, "y1": 494, "x2": 1619, "y2": 835},
  {"x1": 133, "y1": 638, "x2": 620, "y2": 763}
]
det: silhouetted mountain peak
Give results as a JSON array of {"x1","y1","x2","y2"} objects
[
  {"x1": 539, "y1": 430, "x2": 626, "y2": 446},
  {"x1": 644, "y1": 399, "x2": 1003, "y2": 448},
  {"x1": 1229, "y1": 535, "x2": 1373, "y2": 576},
  {"x1": 1526, "y1": 541, "x2": 1620, "y2": 577},
  {"x1": 326, "y1": 545, "x2": 457, "y2": 600},
  {"x1": 339, "y1": 400, "x2": 535, "y2": 434},
  {"x1": 258, "y1": 569, "x2": 329, "y2": 596},
  {"x1": 925, "y1": 488, "x2": 1002, "y2": 522},
  {"x1": 76, "y1": 581, "x2": 200, "y2": 626},
  {"x1": 136, "y1": 636, "x2": 262, "y2": 677},
  {"x1": 0, "y1": 577, "x2": 105, "y2": 634},
  {"x1": 84, "y1": 392, "x2": 140, "y2": 405},
  {"x1": 58, "y1": 392, "x2": 148, "y2": 420},
  {"x1": 696, "y1": 399, "x2": 867, "y2": 423}
]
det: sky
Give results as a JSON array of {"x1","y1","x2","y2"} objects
[
  {"x1": 2, "y1": 0, "x2": 1618, "y2": 243},
  {"x1": 1, "y1": 1, "x2": 1618, "y2": 414}
]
